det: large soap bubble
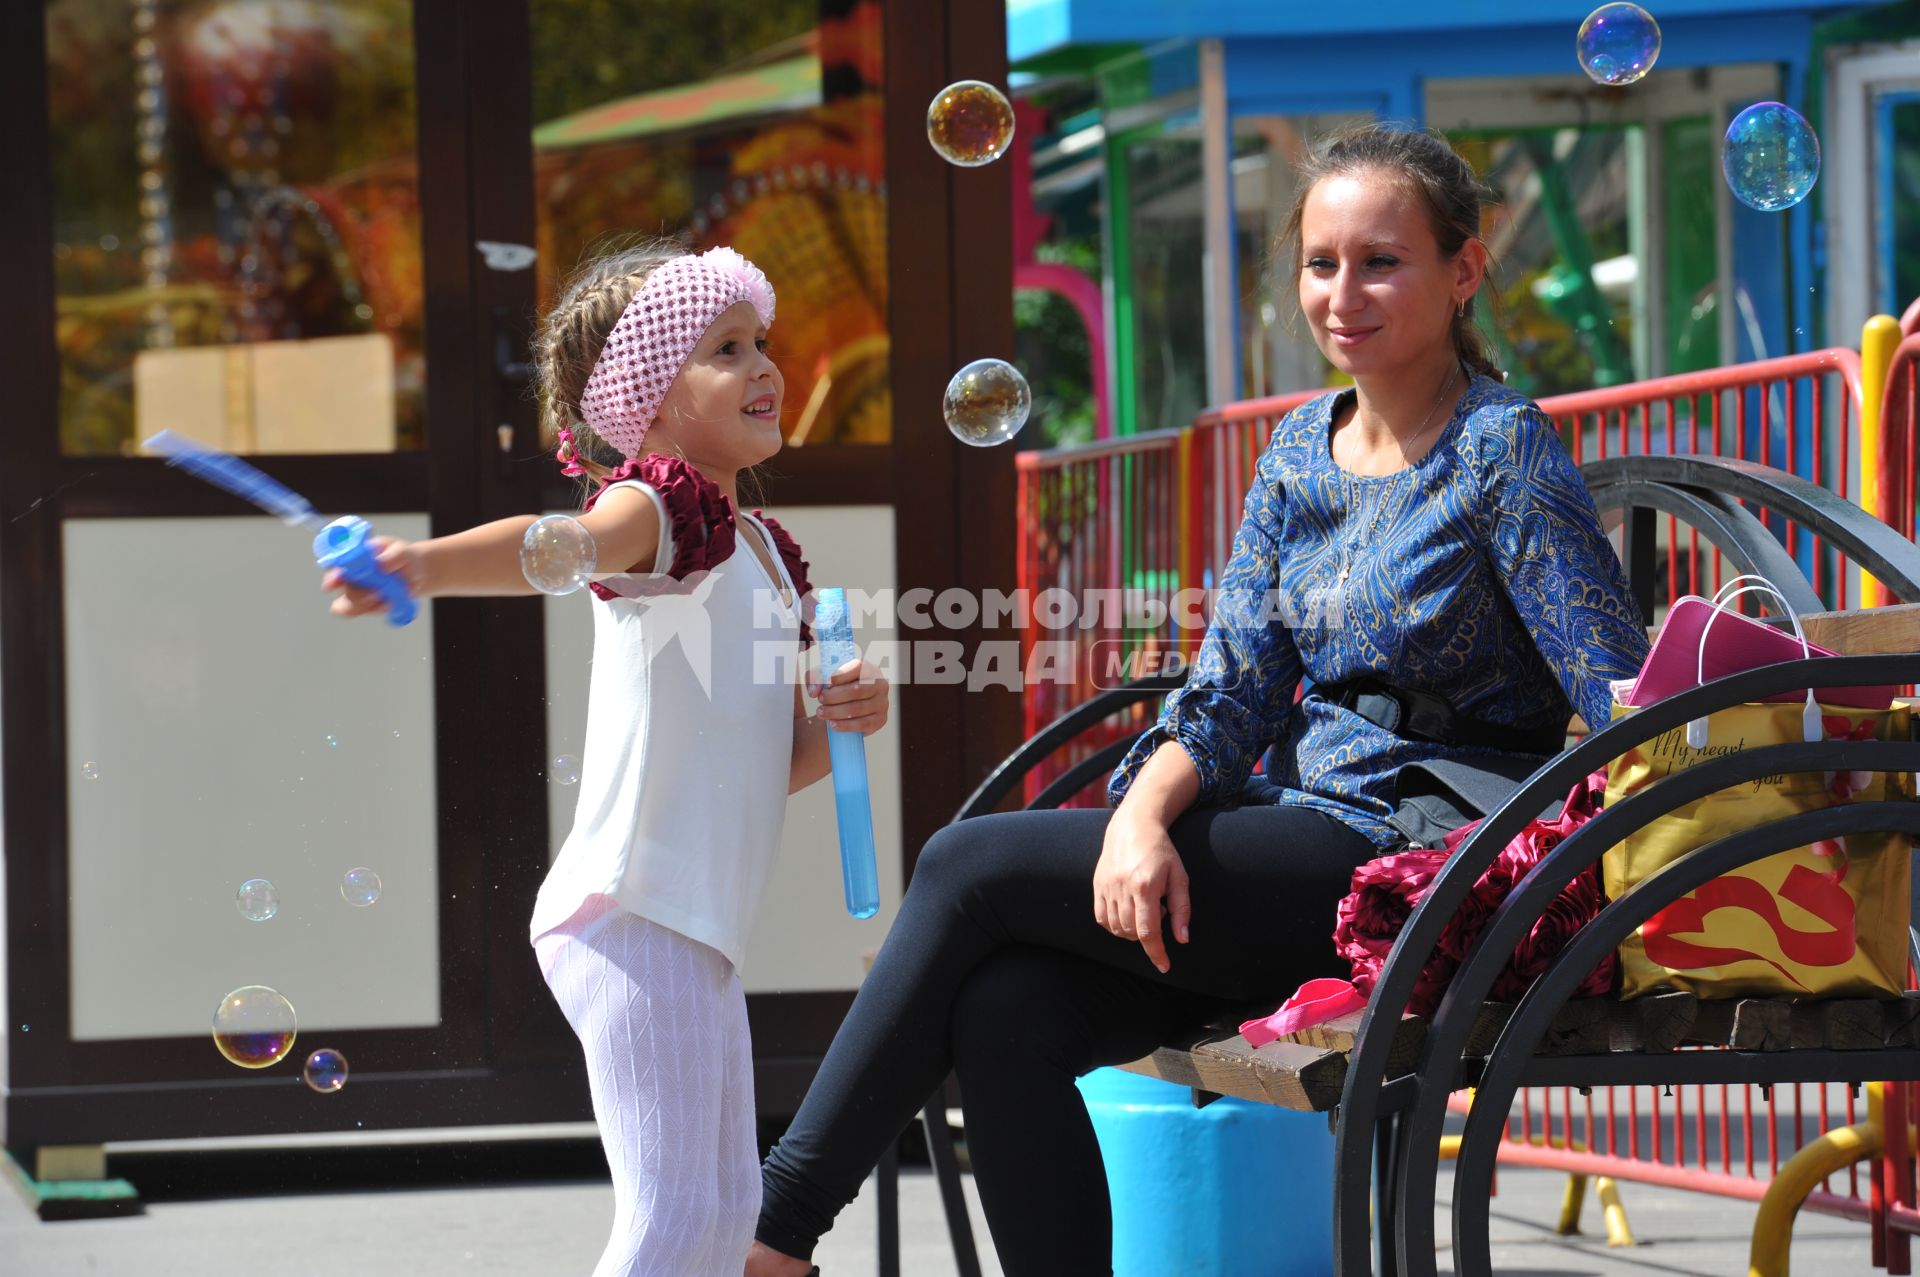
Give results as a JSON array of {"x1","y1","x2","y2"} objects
[
  {"x1": 340, "y1": 867, "x2": 383, "y2": 907},
  {"x1": 1723, "y1": 102, "x2": 1820, "y2": 212},
  {"x1": 521, "y1": 515, "x2": 597, "y2": 595},
  {"x1": 236, "y1": 878, "x2": 279, "y2": 922},
  {"x1": 943, "y1": 359, "x2": 1031, "y2": 447},
  {"x1": 212, "y1": 985, "x2": 297, "y2": 1069},
  {"x1": 1576, "y1": 4, "x2": 1660, "y2": 86},
  {"x1": 303, "y1": 1047, "x2": 349, "y2": 1094},
  {"x1": 927, "y1": 81, "x2": 1015, "y2": 167}
]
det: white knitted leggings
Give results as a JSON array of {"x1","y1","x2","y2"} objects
[{"x1": 540, "y1": 904, "x2": 760, "y2": 1277}]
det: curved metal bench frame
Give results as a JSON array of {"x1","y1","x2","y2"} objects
[
  {"x1": 1329, "y1": 454, "x2": 1920, "y2": 1275},
  {"x1": 1333, "y1": 653, "x2": 1920, "y2": 1277},
  {"x1": 1585, "y1": 453, "x2": 1920, "y2": 616}
]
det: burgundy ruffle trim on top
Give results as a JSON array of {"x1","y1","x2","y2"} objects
[
  {"x1": 753, "y1": 511, "x2": 814, "y2": 647},
  {"x1": 583, "y1": 454, "x2": 736, "y2": 600}
]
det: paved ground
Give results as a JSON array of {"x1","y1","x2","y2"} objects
[{"x1": 0, "y1": 1123, "x2": 1878, "y2": 1275}]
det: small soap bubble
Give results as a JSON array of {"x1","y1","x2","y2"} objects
[
  {"x1": 81, "y1": 762, "x2": 100, "y2": 781},
  {"x1": 341, "y1": 867, "x2": 382, "y2": 907},
  {"x1": 1576, "y1": 4, "x2": 1660, "y2": 86},
  {"x1": 926, "y1": 80, "x2": 1015, "y2": 167},
  {"x1": 943, "y1": 359, "x2": 1032, "y2": 447},
  {"x1": 551, "y1": 753, "x2": 582, "y2": 785},
  {"x1": 236, "y1": 878, "x2": 280, "y2": 922},
  {"x1": 1723, "y1": 102, "x2": 1820, "y2": 211},
  {"x1": 212, "y1": 985, "x2": 297, "y2": 1068},
  {"x1": 303, "y1": 1047, "x2": 349, "y2": 1094},
  {"x1": 325, "y1": 735, "x2": 339, "y2": 748},
  {"x1": 521, "y1": 515, "x2": 598, "y2": 596}
]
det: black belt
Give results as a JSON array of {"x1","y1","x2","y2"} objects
[{"x1": 1315, "y1": 677, "x2": 1566, "y2": 756}]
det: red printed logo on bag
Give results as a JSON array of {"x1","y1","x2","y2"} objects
[{"x1": 1640, "y1": 860, "x2": 1858, "y2": 989}]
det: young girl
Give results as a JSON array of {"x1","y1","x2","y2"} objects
[{"x1": 325, "y1": 241, "x2": 889, "y2": 1277}]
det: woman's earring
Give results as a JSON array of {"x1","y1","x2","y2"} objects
[{"x1": 1457, "y1": 303, "x2": 1467, "y2": 320}]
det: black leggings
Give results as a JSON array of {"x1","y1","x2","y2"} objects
[{"x1": 755, "y1": 802, "x2": 1376, "y2": 1276}]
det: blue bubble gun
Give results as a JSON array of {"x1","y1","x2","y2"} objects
[
  {"x1": 144, "y1": 431, "x2": 417, "y2": 627},
  {"x1": 812, "y1": 587, "x2": 879, "y2": 919}
]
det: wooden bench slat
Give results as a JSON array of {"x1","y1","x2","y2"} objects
[
  {"x1": 1123, "y1": 993, "x2": 1920, "y2": 1110},
  {"x1": 1115, "y1": 1029, "x2": 1348, "y2": 1112},
  {"x1": 1281, "y1": 1011, "x2": 1427, "y2": 1076},
  {"x1": 1609, "y1": 990, "x2": 1701, "y2": 1053},
  {"x1": 1799, "y1": 602, "x2": 1920, "y2": 655},
  {"x1": 1788, "y1": 997, "x2": 1920, "y2": 1051},
  {"x1": 1729, "y1": 999, "x2": 1793, "y2": 1051},
  {"x1": 1538, "y1": 997, "x2": 1612, "y2": 1055}
]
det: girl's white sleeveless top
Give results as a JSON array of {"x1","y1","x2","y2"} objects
[{"x1": 529, "y1": 481, "x2": 800, "y2": 971}]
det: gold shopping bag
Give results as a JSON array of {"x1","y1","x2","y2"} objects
[{"x1": 1602, "y1": 699, "x2": 1913, "y2": 999}]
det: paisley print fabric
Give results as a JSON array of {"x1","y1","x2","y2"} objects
[{"x1": 1108, "y1": 372, "x2": 1650, "y2": 848}]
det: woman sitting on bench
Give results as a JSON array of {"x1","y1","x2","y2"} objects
[{"x1": 747, "y1": 122, "x2": 1652, "y2": 1277}]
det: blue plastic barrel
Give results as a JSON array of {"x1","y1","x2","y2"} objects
[{"x1": 1075, "y1": 1066, "x2": 1334, "y2": 1277}]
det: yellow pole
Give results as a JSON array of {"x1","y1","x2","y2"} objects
[
  {"x1": 1437, "y1": 1130, "x2": 1635, "y2": 1247},
  {"x1": 1860, "y1": 315, "x2": 1902, "y2": 608},
  {"x1": 1748, "y1": 1082, "x2": 1912, "y2": 1277},
  {"x1": 1747, "y1": 1121, "x2": 1880, "y2": 1277},
  {"x1": 1176, "y1": 429, "x2": 1199, "y2": 654}
]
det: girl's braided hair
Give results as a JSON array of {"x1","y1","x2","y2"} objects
[{"x1": 534, "y1": 238, "x2": 688, "y2": 489}]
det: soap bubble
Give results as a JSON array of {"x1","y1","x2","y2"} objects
[
  {"x1": 927, "y1": 80, "x2": 1015, "y2": 167},
  {"x1": 303, "y1": 1047, "x2": 349, "y2": 1094},
  {"x1": 235, "y1": 878, "x2": 279, "y2": 922},
  {"x1": 1576, "y1": 4, "x2": 1660, "y2": 85},
  {"x1": 1723, "y1": 102, "x2": 1820, "y2": 211},
  {"x1": 943, "y1": 359, "x2": 1031, "y2": 447},
  {"x1": 340, "y1": 867, "x2": 382, "y2": 907},
  {"x1": 212, "y1": 985, "x2": 297, "y2": 1069},
  {"x1": 521, "y1": 515, "x2": 597, "y2": 595},
  {"x1": 80, "y1": 762, "x2": 100, "y2": 781},
  {"x1": 551, "y1": 753, "x2": 582, "y2": 785},
  {"x1": 325, "y1": 735, "x2": 339, "y2": 748}
]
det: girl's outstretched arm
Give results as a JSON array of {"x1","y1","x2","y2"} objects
[{"x1": 324, "y1": 487, "x2": 660, "y2": 615}]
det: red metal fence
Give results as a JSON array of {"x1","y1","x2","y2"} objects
[
  {"x1": 1538, "y1": 348, "x2": 1867, "y2": 610},
  {"x1": 1469, "y1": 1080, "x2": 1875, "y2": 1239},
  {"x1": 1015, "y1": 428, "x2": 1188, "y2": 806}
]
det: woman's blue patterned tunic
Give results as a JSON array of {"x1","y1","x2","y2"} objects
[{"x1": 1108, "y1": 372, "x2": 1652, "y2": 848}]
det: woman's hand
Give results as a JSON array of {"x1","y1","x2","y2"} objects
[
  {"x1": 323, "y1": 536, "x2": 424, "y2": 618},
  {"x1": 811, "y1": 657, "x2": 890, "y2": 735},
  {"x1": 1094, "y1": 810, "x2": 1192, "y2": 974}
]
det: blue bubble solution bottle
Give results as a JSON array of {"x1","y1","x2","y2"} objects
[{"x1": 811, "y1": 588, "x2": 880, "y2": 919}]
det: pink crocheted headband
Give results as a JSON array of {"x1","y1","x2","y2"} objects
[{"x1": 576, "y1": 246, "x2": 777, "y2": 459}]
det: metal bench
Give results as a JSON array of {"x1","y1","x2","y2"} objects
[{"x1": 884, "y1": 454, "x2": 1920, "y2": 1276}]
